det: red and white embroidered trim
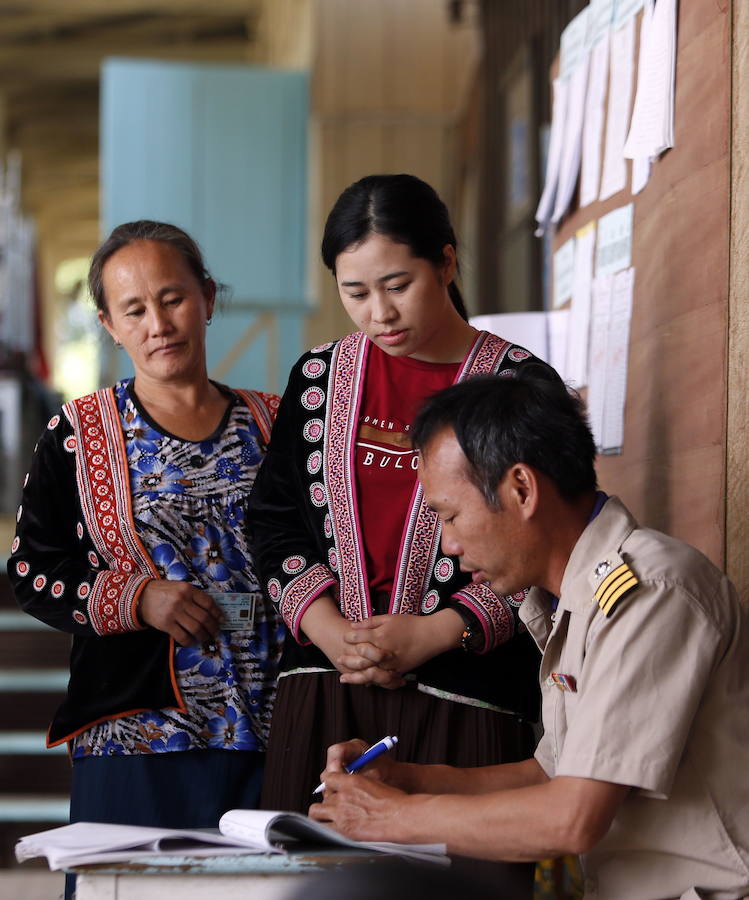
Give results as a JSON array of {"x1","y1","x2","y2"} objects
[{"x1": 280, "y1": 563, "x2": 337, "y2": 641}]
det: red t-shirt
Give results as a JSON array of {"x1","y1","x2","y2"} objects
[{"x1": 355, "y1": 344, "x2": 460, "y2": 605}]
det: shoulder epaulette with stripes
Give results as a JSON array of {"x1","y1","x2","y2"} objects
[{"x1": 594, "y1": 562, "x2": 639, "y2": 617}]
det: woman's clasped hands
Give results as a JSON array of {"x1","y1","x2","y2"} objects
[
  {"x1": 339, "y1": 608, "x2": 465, "y2": 690},
  {"x1": 300, "y1": 594, "x2": 465, "y2": 690}
]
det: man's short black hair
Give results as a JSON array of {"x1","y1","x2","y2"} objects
[{"x1": 412, "y1": 372, "x2": 597, "y2": 506}]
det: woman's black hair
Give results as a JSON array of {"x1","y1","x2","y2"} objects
[
  {"x1": 88, "y1": 220, "x2": 220, "y2": 316},
  {"x1": 321, "y1": 174, "x2": 468, "y2": 320}
]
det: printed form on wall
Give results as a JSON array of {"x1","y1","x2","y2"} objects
[
  {"x1": 552, "y1": 6, "x2": 591, "y2": 224},
  {"x1": 596, "y1": 203, "x2": 633, "y2": 277},
  {"x1": 599, "y1": 15, "x2": 636, "y2": 201},
  {"x1": 565, "y1": 221, "x2": 597, "y2": 389},
  {"x1": 535, "y1": 78, "x2": 569, "y2": 235},
  {"x1": 624, "y1": 0, "x2": 677, "y2": 161}
]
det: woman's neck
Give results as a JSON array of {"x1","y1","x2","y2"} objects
[
  {"x1": 409, "y1": 315, "x2": 478, "y2": 364},
  {"x1": 131, "y1": 373, "x2": 229, "y2": 442}
]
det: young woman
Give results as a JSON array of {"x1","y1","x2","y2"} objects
[{"x1": 249, "y1": 175, "x2": 557, "y2": 820}]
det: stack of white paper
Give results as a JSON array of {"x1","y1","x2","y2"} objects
[
  {"x1": 580, "y1": 34, "x2": 611, "y2": 208},
  {"x1": 552, "y1": 7, "x2": 591, "y2": 224},
  {"x1": 624, "y1": 0, "x2": 677, "y2": 161},
  {"x1": 535, "y1": 78, "x2": 569, "y2": 235},
  {"x1": 599, "y1": 17, "x2": 636, "y2": 201}
]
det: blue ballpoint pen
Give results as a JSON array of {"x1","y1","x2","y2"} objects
[{"x1": 312, "y1": 735, "x2": 398, "y2": 795}]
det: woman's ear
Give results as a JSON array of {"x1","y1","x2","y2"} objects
[
  {"x1": 204, "y1": 278, "x2": 217, "y2": 321},
  {"x1": 98, "y1": 308, "x2": 119, "y2": 345},
  {"x1": 440, "y1": 244, "x2": 458, "y2": 286}
]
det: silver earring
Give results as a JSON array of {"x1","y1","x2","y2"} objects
[{"x1": 206, "y1": 317, "x2": 212, "y2": 326}]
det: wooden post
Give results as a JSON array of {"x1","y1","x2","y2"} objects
[{"x1": 727, "y1": 0, "x2": 749, "y2": 602}]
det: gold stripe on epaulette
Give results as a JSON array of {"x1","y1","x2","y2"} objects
[{"x1": 594, "y1": 562, "x2": 639, "y2": 617}]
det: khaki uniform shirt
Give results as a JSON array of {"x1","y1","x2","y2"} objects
[{"x1": 520, "y1": 497, "x2": 749, "y2": 900}]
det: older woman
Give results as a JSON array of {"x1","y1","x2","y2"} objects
[{"x1": 9, "y1": 222, "x2": 283, "y2": 884}]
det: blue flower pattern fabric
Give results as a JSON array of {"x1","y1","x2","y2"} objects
[{"x1": 72, "y1": 380, "x2": 284, "y2": 758}]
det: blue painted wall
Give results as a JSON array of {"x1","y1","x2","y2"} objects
[{"x1": 100, "y1": 58, "x2": 309, "y2": 393}]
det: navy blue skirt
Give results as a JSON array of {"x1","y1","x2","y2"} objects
[{"x1": 65, "y1": 749, "x2": 263, "y2": 899}]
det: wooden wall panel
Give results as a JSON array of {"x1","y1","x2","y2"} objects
[
  {"x1": 550, "y1": 3, "x2": 730, "y2": 566},
  {"x1": 307, "y1": 0, "x2": 479, "y2": 348}
]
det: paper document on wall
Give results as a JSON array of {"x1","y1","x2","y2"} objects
[
  {"x1": 560, "y1": 6, "x2": 591, "y2": 78},
  {"x1": 623, "y1": 0, "x2": 676, "y2": 159},
  {"x1": 600, "y1": 267, "x2": 635, "y2": 452},
  {"x1": 552, "y1": 55, "x2": 590, "y2": 223},
  {"x1": 599, "y1": 17, "x2": 635, "y2": 201},
  {"x1": 553, "y1": 237, "x2": 576, "y2": 308},
  {"x1": 470, "y1": 312, "x2": 550, "y2": 365},
  {"x1": 535, "y1": 77, "x2": 569, "y2": 235},
  {"x1": 547, "y1": 308, "x2": 571, "y2": 382},
  {"x1": 595, "y1": 203, "x2": 633, "y2": 277},
  {"x1": 580, "y1": 35, "x2": 610, "y2": 208},
  {"x1": 629, "y1": 0, "x2": 655, "y2": 196},
  {"x1": 586, "y1": 275, "x2": 614, "y2": 449},
  {"x1": 565, "y1": 221, "x2": 597, "y2": 388},
  {"x1": 470, "y1": 311, "x2": 571, "y2": 382},
  {"x1": 613, "y1": 0, "x2": 644, "y2": 28},
  {"x1": 589, "y1": 0, "x2": 615, "y2": 46}
]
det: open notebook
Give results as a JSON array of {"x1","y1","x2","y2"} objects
[{"x1": 16, "y1": 809, "x2": 447, "y2": 870}]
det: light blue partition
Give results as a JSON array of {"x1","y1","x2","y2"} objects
[{"x1": 100, "y1": 58, "x2": 309, "y2": 393}]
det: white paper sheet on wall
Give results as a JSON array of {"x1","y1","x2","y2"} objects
[
  {"x1": 586, "y1": 274, "x2": 614, "y2": 449},
  {"x1": 560, "y1": 6, "x2": 591, "y2": 79},
  {"x1": 553, "y1": 237, "x2": 576, "y2": 307},
  {"x1": 589, "y1": 0, "x2": 616, "y2": 46},
  {"x1": 623, "y1": 0, "x2": 676, "y2": 160},
  {"x1": 595, "y1": 203, "x2": 633, "y2": 277},
  {"x1": 469, "y1": 311, "x2": 570, "y2": 384},
  {"x1": 552, "y1": 55, "x2": 590, "y2": 223},
  {"x1": 535, "y1": 77, "x2": 569, "y2": 235},
  {"x1": 579, "y1": 35, "x2": 610, "y2": 208},
  {"x1": 547, "y1": 308, "x2": 571, "y2": 383},
  {"x1": 565, "y1": 221, "x2": 597, "y2": 389},
  {"x1": 628, "y1": 1, "x2": 654, "y2": 194},
  {"x1": 599, "y1": 16, "x2": 635, "y2": 201},
  {"x1": 601, "y1": 267, "x2": 635, "y2": 452},
  {"x1": 470, "y1": 313, "x2": 549, "y2": 363},
  {"x1": 613, "y1": 0, "x2": 644, "y2": 28},
  {"x1": 631, "y1": 154, "x2": 652, "y2": 195}
]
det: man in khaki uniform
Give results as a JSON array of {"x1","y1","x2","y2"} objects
[{"x1": 310, "y1": 373, "x2": 749, "y2": 900}]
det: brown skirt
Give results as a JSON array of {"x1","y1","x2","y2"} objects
[{"x1": 260, "y1": 670, "x2": 536, "y2": 813}]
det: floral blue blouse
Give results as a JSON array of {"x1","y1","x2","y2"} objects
[{"x1": 72, "y1": 380, "x2": 284, "y2": 758}]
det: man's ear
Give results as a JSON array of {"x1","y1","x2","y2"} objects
[{"x1": 503, "y1": 463, "x2": 539, "y2": 519}]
